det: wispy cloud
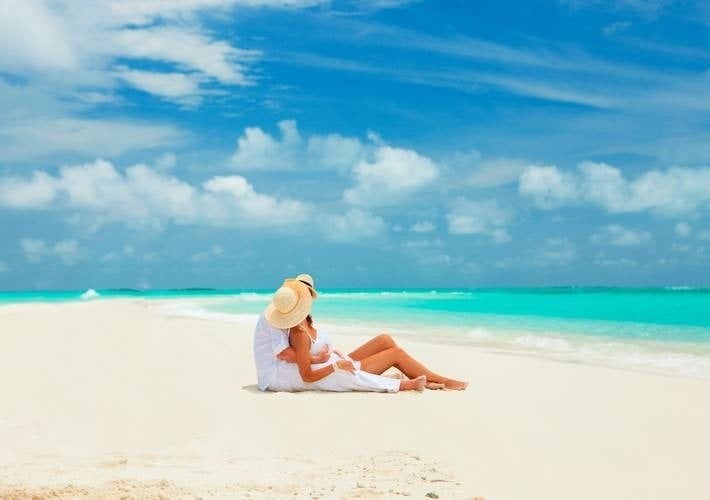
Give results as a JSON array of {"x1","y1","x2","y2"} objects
[
  {"x1": 0, "y1": 0, "x2": 319, "y2": 107},
  {"x1": 447, "y1": 198, "x2": 513, "y2": 243},
  {"x1": 590, "y1": 225, "x2": 653, "y2": 246},
  {"x1": 0, "y1": 116, "x2": 186, "y2": 162},
  {"x1": 276, "y1": 51, "x2": 615, "y2": 108},
  {"x1": 560, "y1": 0, "x2": 672, "y2": 18},
  {"x1": 20, "y1": 238, "x2": 82, "y2": 265}
]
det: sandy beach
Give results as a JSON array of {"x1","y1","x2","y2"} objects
[{"x1": 1, "y1": 300, "x2": 710, "y2": 499}]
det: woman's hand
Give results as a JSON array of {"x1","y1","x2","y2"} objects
[
  {"x1": 312, "y1": 345, "x2": 330, "y2": 364},
  {"x1": 335, "y1": 359, "x2": 356, "y2": 374}
]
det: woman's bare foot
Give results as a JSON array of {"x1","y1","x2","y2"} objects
[
  {"x1": 425, "y1": 382, "x2": 445, "y2": 390},
  {"x1": 400, "y1": 375, "x2": 426, "y2": 392},
  {"x1": 444, "y1": 379, "x2": 468, "y2": 390}
]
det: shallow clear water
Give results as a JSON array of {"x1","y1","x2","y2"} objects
[{"x1": 3, "y1": 287, "x2": 710, "y2": 378}]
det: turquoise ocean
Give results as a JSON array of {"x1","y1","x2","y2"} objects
[{"x1": 2, "y1": 287, "x2": 710, "y2": 379}]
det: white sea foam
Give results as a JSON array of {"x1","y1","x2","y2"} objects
[
  {"x1": 80, "y1": 289, "x2": 99, "y2": 300},
  {"x1": 230, "y1": 293, "x2": 270, "y2": 302},
  {"x1": 466, "y1": 327, "x2": 493, "y2": 340},
  {"x1": 153, "y1": 301, "x2": 258, "y2": 325},
  {"x1": 513, "y1": 334, "x2": 572, "y2": 351}
]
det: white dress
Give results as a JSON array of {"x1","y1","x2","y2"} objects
[{"x1": 267, "y1": 327, "x2": 400, "y2": 393}]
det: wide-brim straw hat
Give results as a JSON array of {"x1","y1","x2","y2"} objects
[
  {"x1": 295, "y1": 273, "x2": 318, "y2": 298},
  {"x1": 264, "y1": 280, "x2": 313, "y2": 329}
]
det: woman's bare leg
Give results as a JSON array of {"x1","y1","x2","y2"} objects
[
  {"x1": 348, "y1": 333, "x2": 397, "y2": 361},
  {"x1": 359, "y1": 347, "x2": 468, "y2": 390}
]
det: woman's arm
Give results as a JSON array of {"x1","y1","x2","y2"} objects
[
  {"x1": 291, "y1": 328, "x2": 354, "y2": 382},
  {"x1": 277, "y1": 345, "x2": 330, "y2": 364}
]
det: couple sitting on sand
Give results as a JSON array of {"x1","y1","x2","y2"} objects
[{"x1": 253, "y1": 274, "x2": 468, "y2": 393}]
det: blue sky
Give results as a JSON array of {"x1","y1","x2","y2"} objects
[{"x1": 1, "y1": 0, "x2": 709, "y2": 289}]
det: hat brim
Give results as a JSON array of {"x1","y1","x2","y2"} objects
[{"x1": 264, "y1": 281, "x2": 313, "y2": 329}]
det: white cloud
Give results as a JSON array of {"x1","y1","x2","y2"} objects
[
  {"x1": 447, "y1": 150, "x2": 527, "y2": 188},
  {"x1": 590, "y1": 224, "x2": 653, "y2": 246},
  {"x1": 19, "y1": 237, "x2": 81, "y2": 265},
  {"x1": 560, "y1": 0, "x2": 669, "y2": 17},
  {"x1": 0, "y1": 0, "x2": 303, "y2": 161},
  {"x1": 404, "y1": 238, "x2": 443, "y2": 249},
  {"x1": 203, "y1": 175, "x2": 311, "y2": 227},
  {"x1": 230, "y1": 120, "x2": 367, "y2": 171},
  {"x1": 101, "y1": 252, "x2": 121, "y2": 263},
  {"x1": 230, "y1": 120, "x2": 440, "y2": 205},
  {"x1": 154, "y1": 152, "x2": 178, "y2": 171},
  {"x1": 1, "y1": 157, "x2": 394, "y2": 242},
  {"x1": 143, "y1": 252, "x2": 161, "y2": 263},
  {"x1": 115, "y1": 69, "x2": 204, "y2": 105},
  {"x1": 541, "y1": 237, "x2": 577, "y2": 263},
  {"x1": 110, "y1": 0, "x2": 326, "y2": 25},
  {"x1": 519, "y1": 162, "x2": 710, "y2": 216},
  {"x1": 352, "y1": 0, "x2": 420, "y2": 9},
  {"x1": 603, "y1": 20, "x2": 632, "y2": 36},
  {"x1": 410, "y1": 221, "x2": 435, "y2": 233},
  {"x1": 1, "y1": 159, "x2": 311, "y2": 231},
  {"x1": 675, "y1": 222, "x2": 692, "y2": 237},
  {"x1": 420, "y1": 252, "x2": 452, "y2": 266},
  {"x1": 53, "y1": 239, "x2": 81, "y2": 265},
  {"x1": 191, "y1": 244, "x2": 225, "y2": 262},
  {"x1": 110, "y1": 25, "x2": 258, "y2": 86},
  {"x1": 467, "y1": 157, "x2": 528, "y2": 188},
  {"x1": 20, "y1": 238, "x2": 48, "y2": 262},
  {"x1": 495, "y1": 237, "x2": 576, "y2": 269},
  {"x1": 306, "y1": 133, "x2": 366, "y2": 172},
  {"x1": 319, "y1": 208, "x2": 387, "y2": 242},
  {"x1": 344, "y1": 146, "x2": 439, "y2": 206},
  {"x1": 231, "y1": 120, "x2": 303, "y2": 170},
  {"x1": 446, "y1": 198, "x2": 512, "y2": 243},
  {"x1": 0, "y1": 262, "x2": 8, "y2": 273},
  {"x1": 594, "y1": 257, "x2": 639, "y2": 268},
  {"x1": 0, "y1": 0, "x2": 322, "y2": 106},
  {"x1": 101, "y1": 244, "x2": 136, "y2": 262},
  {"x1": 518, "y1": 164, "x2": 579, "y2": 209},
  {"x1": 0, "y1": 1, "x2": 78, "y2": 75},
  {"x1": 0, "y1": 171, "x2": 58, "y2": 209},
  {"x1": 698, "y1": 230, "x2": 710, "y2": 241}
]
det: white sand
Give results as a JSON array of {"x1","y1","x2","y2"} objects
[{"x1": 1, "y1": 300, "x2": 709, "y2": 499}]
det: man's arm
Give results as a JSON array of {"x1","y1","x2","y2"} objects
[{"x1": 277, "y1": 345, "x2": 330, "y2": 364}]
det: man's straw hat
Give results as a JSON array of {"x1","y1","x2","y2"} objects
[
  {"x1": 265, "y1": 280, "x2": 313, "y2": 329},
  {"x1": 295, "y1": 273, "x2": 318, "y2": 298}
]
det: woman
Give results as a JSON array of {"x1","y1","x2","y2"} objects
[
  {"x1": 266, "y1": 280, "x2": 467, "y2": 392},
  {"x1": 289, "y1": 313, "x2": 426, "y2": 392}
]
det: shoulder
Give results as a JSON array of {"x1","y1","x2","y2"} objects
[
  {"x1": 289, "y1": 327, "x2": 309, "y2": 347},
  {"x1": 255, "y1": 313, "x2": 286, "y2": 335}
]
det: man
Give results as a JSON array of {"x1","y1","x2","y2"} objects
[{"x1": 253, "y1": 274, "x2": 328, "y2": 391}]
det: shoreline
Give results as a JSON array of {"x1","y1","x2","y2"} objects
[{"x1": 4, "y1": 297, "x2": 710, "y2": 381}]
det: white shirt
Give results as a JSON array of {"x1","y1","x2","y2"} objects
[{"x1": 253, "y1": 312, "x2": 290, "y2": 391}]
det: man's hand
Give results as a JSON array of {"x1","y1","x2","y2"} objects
[{"x1": 312, "y1": 345, "x2": 330, "y2": 364}]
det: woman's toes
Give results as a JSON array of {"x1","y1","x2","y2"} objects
[{"x1": 444, "y1": 380, "x2": 469, "y2": 390}]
